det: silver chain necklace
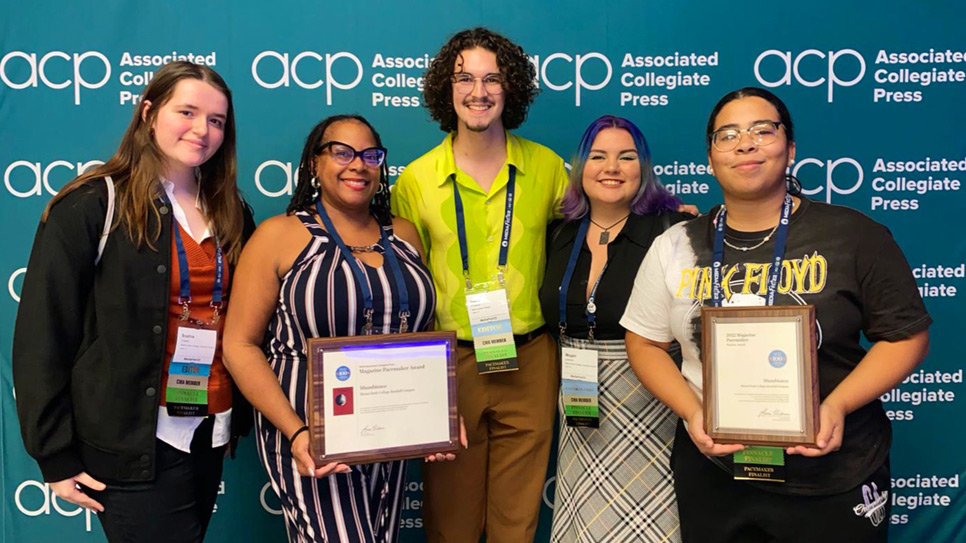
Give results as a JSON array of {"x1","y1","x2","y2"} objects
[{"x1": 723, "y1": 224, "x2": 779, "y2": 252}]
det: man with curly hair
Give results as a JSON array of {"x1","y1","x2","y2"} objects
[{"x1": 391, "y1": 27, "x2": 568, "y2": 543}]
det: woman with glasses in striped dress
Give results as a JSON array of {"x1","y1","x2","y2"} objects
[{"x1": 224, "y1": 115, "x2": 454, "y2": 542}]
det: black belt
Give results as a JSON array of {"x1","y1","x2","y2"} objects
[{"x1": 457, "y1": 325, "x2": 547, "y2": 348}]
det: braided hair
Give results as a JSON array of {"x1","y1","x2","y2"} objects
[{"x1": 286, "y1": 114, "x2": 392, "y2": 226}]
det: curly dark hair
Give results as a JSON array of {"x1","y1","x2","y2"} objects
[
  {"x1": 423, "y1": 27, "x2": 538, "y2": 133},
  {"x1": 286, "y1": 114, "x2": 392, "y2": 226}
]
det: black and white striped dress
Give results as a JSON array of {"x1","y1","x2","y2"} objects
[{"x1": 256, "y1": 212, "x2": 435, "y2": 543}]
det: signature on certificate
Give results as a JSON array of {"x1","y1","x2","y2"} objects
[
  {"x1": 360, "y1": 424, "x2": 386, "y2": 437},
  {"x1": 757, "y1": 408, "x2": 788, "y2": 418}
]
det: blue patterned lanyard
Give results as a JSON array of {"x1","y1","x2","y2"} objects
[
  {"x1": 164, "y1": 193, "x2": 224, "y2": 323},
  {"x1": 452, "y1": 165, "x2": 516, "y2": 289},
  {"x1": 711, "y1": 194, "x2": 793, "y2": 307},
  {"x1": 315, "y1": 200, "x2": 411, "y2": 334},
  {"x1": 557, "y1": 216, "x2": 610, "y2": 340}
]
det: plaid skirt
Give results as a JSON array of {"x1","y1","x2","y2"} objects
[{"x1": 551, "y1": 335, "x2": 681, "y2": 543}]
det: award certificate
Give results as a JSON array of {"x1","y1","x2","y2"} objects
[
  {"x1": 701, "y1": 306, "x2": 819, "y2": 447},
  {"x1": 307, "y1": 332, "x2": 459, "y2": 464}
]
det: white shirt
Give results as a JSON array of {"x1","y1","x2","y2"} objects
[{"x1": 155, "y1": 179, "x2": 231, "y2": 453}]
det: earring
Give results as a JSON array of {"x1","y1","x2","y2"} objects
[
  {"x1": 785, "y1": 173, "x2": 802, "y2": 196},
  {"x1": 310, "y1": 176, "x2": 320, "y2": 200}
]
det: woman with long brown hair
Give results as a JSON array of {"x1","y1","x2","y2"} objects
[{"x1": 13, "y1": 60, "x2": 254, "y2": 543}]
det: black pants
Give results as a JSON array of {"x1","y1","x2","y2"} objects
[
  {"x1": 672, "y1": 421, "x2": 890, "y2": 543},
  {"x1": 88, "y1": 418, "x2": 226, "y2": 543}
]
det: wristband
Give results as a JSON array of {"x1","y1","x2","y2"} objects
[{"x1": 289, "y1": 425, "x2": 310, "y2": 443}]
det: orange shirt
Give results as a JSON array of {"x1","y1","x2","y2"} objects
[{"x1": 159, "y1": 223, "x2": 232, "y2": 413}]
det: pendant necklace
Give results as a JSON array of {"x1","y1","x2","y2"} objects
[
  {"x1": 589, "y1": 214, "x2": 630, "y2": 245},
  {"x1": 346, "y1": 243, "x2": 380, "y2": 253}
]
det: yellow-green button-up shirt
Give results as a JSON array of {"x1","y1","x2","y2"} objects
[{"x1": 391, "y1": 132, "x2": 568, "y2": 340}]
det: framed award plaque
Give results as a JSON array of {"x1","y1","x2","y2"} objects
[{"x1": 701, "y1": 305, "x2": 820, "y2": 447}]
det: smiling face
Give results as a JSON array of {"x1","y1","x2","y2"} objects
[
  {"x1": 314, "y1": 119, "x2": 381, "y2": 212},
  {"x1": 708, "y1": 96, "x2": 795, "y2": 202},
  {"x1": 581, "y1": 128, "x2": 642, "y2": 210},
  {"x1": 451, "y1": 47, "x2": 505, "y2": 135},
  {"x1": 146, "y1": 78, "x2": 228, "y2": 181}
]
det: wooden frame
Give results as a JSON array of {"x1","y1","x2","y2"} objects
[
  {"x1": 701, "y1": 305, "x2": 820, "y2": 447},
  {"x1": 307, "y1": 331, "x2": 459, "y2": 464}
]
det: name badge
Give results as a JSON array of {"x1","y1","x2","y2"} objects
[
  {"x1": 465, "y1": 288, "x2": 518, "y2": 374},
  {"x1": 733, "y1": 446, "x2": 786, "y2": 483},
  {"x1": 165, "y1": 326, "x2": 217, "y2": 417},
  {"x1": 561, "y1": 347, "x2": 599, "y2": 428}
]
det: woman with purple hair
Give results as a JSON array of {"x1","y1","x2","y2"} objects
[{"x1": 539, "y1": 115, "x2": 690, "y2": 542}]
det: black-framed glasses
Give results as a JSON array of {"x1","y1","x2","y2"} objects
[
  {"x1": 710, "y1": 121, "x2": 784, "y2": 152},
  {"x1": 451, "y1": 73, "x2": 505, "y2": 95},
  {"x1": 318, "y1": 141, "x2": 387, "y2": 167}
]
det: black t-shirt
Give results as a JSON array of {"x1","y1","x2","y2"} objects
[
  {"x1": 621, "y1": 197, "x2": 932, "y2": 495},
  {"x1": 540, "y1": 212, "x2": 691, "y2": 340}
]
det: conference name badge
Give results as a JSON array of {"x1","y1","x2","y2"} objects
[
  {"x1": 465, "y1": 287, "x2": 518, "y2": 374},
  {"x1": 561, "y1": 347, "x2": 599, "y2": 428},
  {"x1": 165, "y1": 325, "x2": 217, "y2": 417}
]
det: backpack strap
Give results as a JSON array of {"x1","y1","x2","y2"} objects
[{"x1": 95, "y1": 176, "x2": 115, "y2": 265}]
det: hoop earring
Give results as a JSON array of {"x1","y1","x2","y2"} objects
[
  {"x1": 785, "y1": 173, "x2": 802, "y2": 196},
  {"x1": 310, "y1": 176, "x2": 320, "y2": 200}
]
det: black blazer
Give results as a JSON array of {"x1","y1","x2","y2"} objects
[{"x1": 12, "y1": 179, "x2": 256, "y2": 483}]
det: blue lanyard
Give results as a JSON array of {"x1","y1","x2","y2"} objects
[
  {"x1": 453, "y1": 165, "x2": 516, "y2": 289},
  {"x1": 711, "y1": 194, "x2": 793, "y2": 307},
  {"x1": 165, "y1": 195, "x2": 224, "y2": 321},
  {"x1": 315, "y1": 200, "x2": 411, "y2": 334},
  {"x1": 558, "y1": 216, "x2": 609, "y2": 340}
]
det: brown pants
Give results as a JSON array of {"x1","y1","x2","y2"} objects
[{"x1": 422, "y1": 332, "x2": 559, "y2": 543}]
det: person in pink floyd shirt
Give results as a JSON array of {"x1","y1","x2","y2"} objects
[{"x1": 622, "y1": 86, "x2": 931, "y2": 543}]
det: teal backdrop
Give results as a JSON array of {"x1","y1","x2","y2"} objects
[{"x1": 2, "y1": 1, "x2": 964, "y2": 541}]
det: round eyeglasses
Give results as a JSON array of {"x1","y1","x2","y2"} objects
[
  {"x1": 451, "y1": 73, "x2": 505, "y2": 95},
  {"x1": 710, "y1": 121, "x2": 784, "y2": 152},
  {"x1": 318, "y1": 141, "x2": 387, "y2": 167}
]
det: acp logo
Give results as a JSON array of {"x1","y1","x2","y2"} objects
[
  {"x1": 254, "y1": 160, "x2": 302, "y2": 198},
  {"x1": 252, "y1": 51, "x2": 363, "y2": 105},
  {"x1": 15, "y1": 480, "x2": 96, "y2": 532},
  {"x1": 9, "y1": 267, "x2": 26, "y2": 302},
  {"x1": 754, "y1": 49, "x2": 865, "y2": 103},
  {"x1": 530, "y1": 52, "x2": 612, "y2": 107},
  {"x1": 260, "y1": 482, "x2": 283, "y2": 515},
  {"x1": 542, "y1": 475, "x2": 556, "y2": 509},
  {"x1": 5, "y1": 159, "x2": 103, "y2": 198},
  {"x1": 1, "y1": 51, "x2": 111, "y2": 105},
  {"x1": 793, "y1": 157, "x2": 863, "y2": 203}
]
